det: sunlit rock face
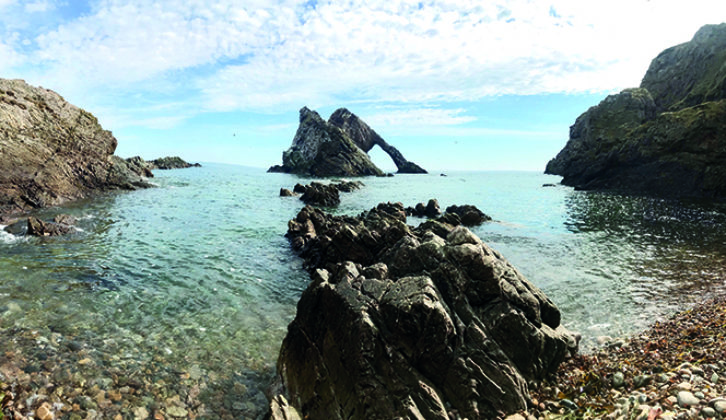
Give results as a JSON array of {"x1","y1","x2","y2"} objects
[
  {"x1": 268, "y1": 107, "x2": 426, "y2": 176},
  {"x1": 0, "y1": 78, "x2": 151, "y2": 216},
  {"x1": 546, "y1": 23, "x2": 726, "y2": 200},
  {"x1": 269, "y1": 203, "x2": 577, "y2": 420}
]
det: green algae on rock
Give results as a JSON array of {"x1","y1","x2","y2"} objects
[{"x1": 546, "y1": 23, "x2": 726, "y2": 199}]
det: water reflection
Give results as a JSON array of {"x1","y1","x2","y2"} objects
[{"x1": 557, "y1": 191, "x2": 726, "y2": 346}]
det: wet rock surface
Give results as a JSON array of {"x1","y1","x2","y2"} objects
[
  {"x1": 271, "y1": 203, "x2": 576, "y2": 419},
  {"x1": 406, "y1": 200, "x2": 491, "y2": 226},
  {"x1": 0, "y1": 78, "x2": 151, "y2": 217},
  {"x1": 546, "y1": 24, "x2": 726, "y2": 199},
  {"x1": 280, "y1": 180, "x2": 364, "y2": 207}
]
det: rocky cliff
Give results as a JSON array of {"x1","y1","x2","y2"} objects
[
  {"x1": 546, "y1": 23, "x2": 726, "y2": 199},
  {"x1": 0, "y1": 78, "x2": 151, "y2": 216},
  {"x1": 328, "y1": 108, "x2": 427, "y2": 174},
  {"x1": 269, "y1": 203, "x2": 577, "y2": 419},
  {"x1": 268, "y1": 107, "x2": 426, "y2": 176}
]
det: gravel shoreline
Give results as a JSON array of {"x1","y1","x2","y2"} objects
[
  {"x1": 509, "y1": 296, "x2": 726, "y2": 420},
  {"x1": 2, "y1": 297, "x2": 724, "y2": 419}
]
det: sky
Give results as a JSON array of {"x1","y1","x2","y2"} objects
[{"x1": 1, "y1": 1, "x2": 725, "y2": 172}]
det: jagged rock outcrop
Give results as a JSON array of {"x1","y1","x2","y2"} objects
[
  {"x1": 0, "y1": 78, "x2": 151, "y2": 216},
  {"x1": 282, "y1": 180, "x2": 364, "y2": 207},
  {"x1": 641, "y1": 23, "x2": 726, "y2": 112},
  {"x1": 445, "y1": 204, "x2": 492, "y2": 226},
  {"x1": 546, "y1": 24, "x2": 726, "y2": 199},
  {"x1": 270, "y1": 203, "x2": 577, "y2": 420},
  {"x1": 268, "y1": 107, "x2": 426, "y2": 176},
  {"x1": 405, "y1": 201, "x2": 491, "y2": 226},
  {"x1": 328, "y1": 108, "x2": 427, "y2": 174},
  {"x1": 149, "y1": 156, "x2": 201, "y2": 170},
  {"x1": 125, "y1": 156, "x2": 155, "y2": 178}
]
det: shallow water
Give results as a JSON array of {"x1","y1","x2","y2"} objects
[{"x1": 1, "y1": 164, "x2": 725, "y2": 417}]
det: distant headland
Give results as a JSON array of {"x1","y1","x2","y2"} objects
[{"x1": 546, "y1": 23, "x2": 726, "y2": 199}]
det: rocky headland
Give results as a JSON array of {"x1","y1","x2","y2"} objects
[
  {"x1": 124, "y1": 155, "x2": 201, "y2": 175},
  {"x1": 268, "y1": 107, "x2": 426, "y2": 176},
  {"x1": 546, "y1": 23, "x2": 726, "y2": 199},
  {"x1": 0, "y1": 78, "x2": 151, "y2": 218},
  {"x1": 269, "y1": 202, "x2": 578, "y2": 419}
]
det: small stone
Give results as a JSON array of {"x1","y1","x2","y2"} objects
[
  {"x1": 701, "y1": 407, "x2": 717, "y2": 418},
  {"x1": 166, "y1": 406, "x2": 188, "y2": 418},
  {"x1": 133, "y1": 406, "x2": 149, "y2": 420},
  {"x1": 612, "y1": 372, "x2": 625, "y2": 388},
  {"x1": 36, "y1": 402, "x2": 53, "y2": 420},
  {"x1": 633, "y1": 375, "x2": 651, "y2": 388},
  {"x1": 694, "y1": 391, "x2": 705, "y2": 399},
  {"x1": 692, "y1": 366, "x2": 705, "y2": 376},
  {"x1": 78, "y1": 358, "x2": 92, "y2": 365},
  {"x1": 561, "y1": 399, "x2": 578, "y2": 411},
  {"x1": 188, "y1": 364, "x2": 202, "y2": 381},
  {"x1": 677, "y1": 391, "x2": 700, "y2": 408},
  {"x1": 596, "y1": 336, "x2": 613, "y2": 345},
  {"x1": 711, "y1": 373, "x2": 719, "y2": 383},
  {"x1": 714, "y1": 399, "x2": 726, "y2": 414},
  {"x1": 504, "y1": 414, "x2": 527, "y2": 420},
  {"x1": 676, "y1": 382, "x2": 692, "y2": 391}
]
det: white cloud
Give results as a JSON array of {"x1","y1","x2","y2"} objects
[
  {"x1": 24, "y1": 0, "x2": 54, "y2": 13},
  {"x1": 5, "y1": 0, "x2": 726, "y2": 127},
  {"x1": 364, "y1": 108, "x2": 476, "y2": 128}
]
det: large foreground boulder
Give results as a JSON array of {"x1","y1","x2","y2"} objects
[
  {"x1": 545, "y1": 24, "x2": 726, "y2": 199},
  {"x1": 0, "y1": 78, "x2": 151, "y2": 216},
  {"x1": 270, "y1": 203, "x2": 576, "y2": 419},
  {"x1": 268, "y1": 107, "x2": 426, "y2": 176}
]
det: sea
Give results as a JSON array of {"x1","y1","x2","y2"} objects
[{"x1": 1, "y1": 163, "x2": 725, "y2": 418}]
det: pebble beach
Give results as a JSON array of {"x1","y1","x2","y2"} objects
[{"x1": 511, "y1": 296, "x2": 726, "y2": 420}]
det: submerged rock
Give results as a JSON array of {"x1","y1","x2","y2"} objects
[
  {"x1": 0, "y1": 78, "x2": 151, "y2": 216},
  {"x1": 27, "y1": 216, "x2": 73, "y2": 236},
  {"x1": 268, "y1": 107, "x2": 426, "y2": 176},
  {"x1": 271, "y1": 203, "x2": 576, "y2": 419},
  {"x1": 545, "y1": 24, "x2": 726, "y2": 199}
]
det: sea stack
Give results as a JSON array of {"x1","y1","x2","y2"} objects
[
  {"x1": 0, "y1": 78, "x2": 151, "y2": 216},
  {"x1": 546, "y1": 23, "x2": 726, "y2": 199},
  {"x1": 268, "y1": 107, "x2": 427, "y2": 176}
]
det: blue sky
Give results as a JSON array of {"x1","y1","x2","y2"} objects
[{"x1": 1, "y1": 0, "x2": 724, "y2": 171}]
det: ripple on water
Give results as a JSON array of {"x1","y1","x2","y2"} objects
[{"x1": 1, "y1": 167, "x2": 726, "y2": 416}]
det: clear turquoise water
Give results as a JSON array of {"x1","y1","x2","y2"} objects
[{"x1": 1, "y1": 163, "x2": 726, "y2": 416}]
